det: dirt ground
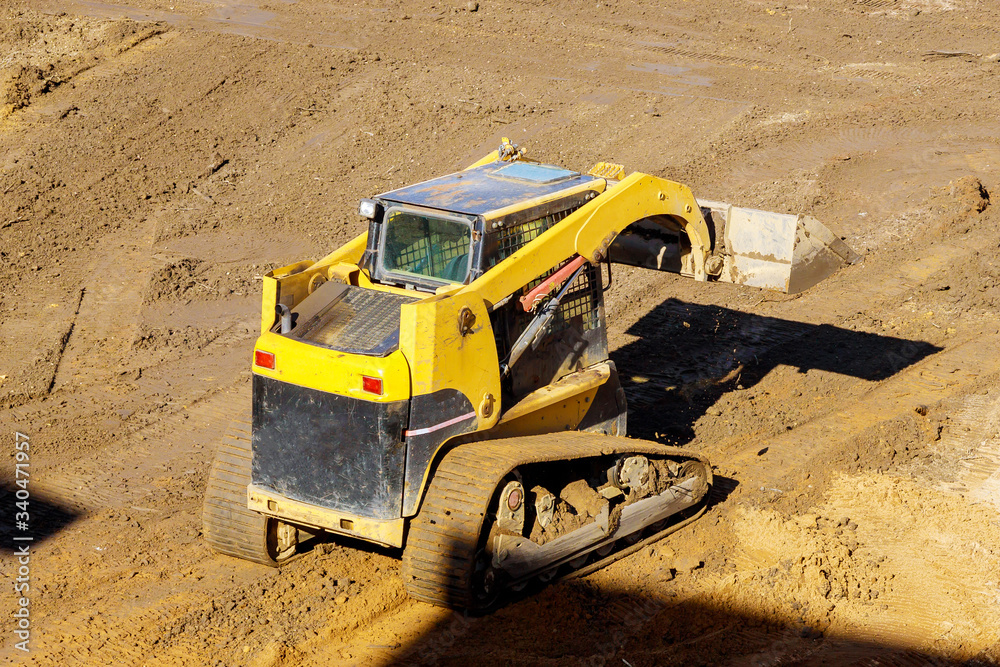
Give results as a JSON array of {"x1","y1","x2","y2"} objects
[{"x1": 1, "y1": 0, "x2": 999, "y2": 664}]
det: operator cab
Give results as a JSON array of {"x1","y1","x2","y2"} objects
[
  {"x1": 358, "y1": 161, "x2": 601, "y2": 293},
  {"x1": 353, "y1": 160, "x2": 612, "y2": 403}
]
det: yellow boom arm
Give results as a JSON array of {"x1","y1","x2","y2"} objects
[{"x1": 459, "y1": 172, "x2": 712, "y2": 308}]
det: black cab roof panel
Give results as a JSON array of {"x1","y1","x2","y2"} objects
[{"x1": 375, "y1": 161, "x2": 598, "y2": 216}]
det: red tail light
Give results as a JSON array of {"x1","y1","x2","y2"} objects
[
  {"x1": 362, "y1": 375, "x2": 383, "y2": 395},
  {"x1": 254, "y1": 350, "x2": 275, "y2": 370}
]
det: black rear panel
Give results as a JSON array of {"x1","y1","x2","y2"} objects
[{"x1": 251, "y1": 375, "x2": 408, "y2": 520}]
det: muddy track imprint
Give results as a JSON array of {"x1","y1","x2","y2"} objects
[{"x1": 31, "y1": 383, "x2": 246, "y2": 512}]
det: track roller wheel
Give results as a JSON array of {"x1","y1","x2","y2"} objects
[
  {"x1": 537, "y1": 568, "x2": 558, "y2": 583},
  {"x1": 594, "y1": 541, "x2": 616, "y2": 557},
  {"x1": 202, "y1": 411, "x2": 297, "y2": 566},
  {"x1": 623, "y1": 531, "x2": 643, "y2": 546}
]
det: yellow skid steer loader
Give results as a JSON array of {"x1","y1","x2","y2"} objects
[{"x1": 202, "y1": 139, "x2": 858, "y2": 610}]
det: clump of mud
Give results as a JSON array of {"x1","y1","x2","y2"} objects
[
  {"x1": 928, "y1": 175, "x2": 990, "y2": 234},
  {"x1": 143, "y1": 258, "x2": 206, "y2": 304},
  {"x1": 752, "y1": 514, "x2": 891, "y2": 603},
  {"x1": 0, "y1": 65, "x2": 45, "y2": 117},
  {"x1": 132, "y1": 324, "x2": 217, "y2": 352},
  {"x1": 839, "y1": 414, "x2": 932, "y2": 475}
]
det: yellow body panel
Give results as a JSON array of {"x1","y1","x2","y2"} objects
[
  {"x1": 260, "y1": 260, "x2": 310, "y2": 334},
  {"x1": 253, "y1": 331, "x2": 411, "y2": 403},
  {"x1": 398, "y1": 290, "x2": 501, "y2": 503},
  {"x1": 489, "y1": 363, "x2": 612, "y2": 438},
  {"x1": 399, "y1": 291, "x2": 501, "y2": 419},
  {"x1": 248, "y1": 484, "x2": 404, "y2": 548},
  {"x1": 260, "y1": 281, "x2": 278, "y2": 336}
]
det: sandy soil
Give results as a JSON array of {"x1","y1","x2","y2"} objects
[{"x1": 1, "y1": 0, "x2": 999, "y2": 664}]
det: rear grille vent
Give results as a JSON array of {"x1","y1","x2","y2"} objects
[{"x1": 295, "y1": 287, "x2": 418, "y2": 356}]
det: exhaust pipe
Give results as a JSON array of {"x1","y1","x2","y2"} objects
[{"x1": 276, "y1": 304, "x2": 293, "y2": 334}]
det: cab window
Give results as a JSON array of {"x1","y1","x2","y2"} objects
[{"x1": 380, "y1": 208, "x2": 473, "y2": 284}]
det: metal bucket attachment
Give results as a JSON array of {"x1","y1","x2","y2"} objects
[{"x1": 700, "y1": 201, "x2": 861, "y2": 294}]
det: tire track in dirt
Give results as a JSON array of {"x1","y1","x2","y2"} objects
[
  {"x1": 931, "y1": 392, "x2": 1000, "y2": 508},
  {"x1": 634, "y1": 41, "x2": 774, "y2": 69},
  {"x1": 16, "y1": 527, "x2": 403, "y2": 667},
  {"x1": 727, "y1": 126, "x2": 996, "y2": 194},
  {"x1": 28, "y1": 381, "x2": 245, "y2": 511},
  {"x1": 51, "y1": 218, "x2": 159, "y2": 391}
]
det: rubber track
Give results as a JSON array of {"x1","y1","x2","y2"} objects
[
  {"x1": 201, "y1": 412, "x2": 277, "y2": 566},
  {"x1": 401, "y1": 431, "x2": 710, "y2": 609}
]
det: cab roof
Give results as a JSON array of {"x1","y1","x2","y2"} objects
[{"x1": 375, "y1": 161, "x2": 598, "y2": 217}]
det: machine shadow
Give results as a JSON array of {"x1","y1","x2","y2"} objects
[
  {"x1": 385, "y1": 579, "x2": 995, "y2": 666},
  {"x1": 609, "y1": 298, "x2": 941, "y2": 443},
  {"x1": 0, "y1": 478, "x2": 82, "y2": 552}
]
